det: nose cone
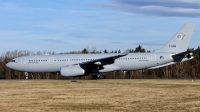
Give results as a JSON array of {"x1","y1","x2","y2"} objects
[{"x1": 6, "y1": 62, "x2": 12, "y2": 69}]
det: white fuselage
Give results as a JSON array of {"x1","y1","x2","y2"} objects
[
  {"x1": 6, "y1": 52, "x2": 174, "y2": 73},
  {"x1": 5, "y1": 23, "x2": 196, "y2": 77}
]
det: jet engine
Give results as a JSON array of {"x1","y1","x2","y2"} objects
[{"x1": 60, "y1": 66, "x2": 85, "y2": 77}]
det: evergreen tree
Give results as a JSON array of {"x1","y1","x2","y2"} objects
[
  {"x1": 104, "y1": 49, "x2": 108, "y2": 53},
  {"x1": 81, "y1": 48, "x2": 89, "y2": 54},
  {"x1": 147, "y1": 50, "x2": 151, "y2": 53},
  {"x1": 118, "y1": 49, "x2": 121, "y2": 53},
  {"x1": 134, "y1": 45, "x2": 146, "y2": 53},
  {"x1": 129, "y1": 49, "x2": 134, "y2": 53}
]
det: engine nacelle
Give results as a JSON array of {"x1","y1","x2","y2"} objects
[{"x1": 60, "y1": 66, "x2": 85, "y2": 77}]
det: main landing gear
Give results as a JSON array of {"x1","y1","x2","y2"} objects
[
  {"x1": 92, "y1": 71, "x2": 106, "y2": 79},
  {"x1": 92, "y1": 75, "x2": 106, "y2": 79}
]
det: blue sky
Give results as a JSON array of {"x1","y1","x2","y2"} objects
[{"x1": 0, "y1": 0, "x2": 199, "y2": 54}]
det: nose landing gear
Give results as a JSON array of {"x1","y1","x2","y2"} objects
[{"x1": 25, "y1": 72, "x2": 29, "y2": 79}]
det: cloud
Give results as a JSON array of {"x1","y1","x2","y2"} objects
[{"x1": 92, "y1": 0, "x2": 200, "y2": 17}]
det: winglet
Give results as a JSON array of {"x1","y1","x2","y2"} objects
[{"x1": 120, "y1": 49, "x2": 129, "y2": 56}]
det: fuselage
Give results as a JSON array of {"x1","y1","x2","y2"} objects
[{"x1": 6, "y1": 52, "x2": 173, "y2": 73}]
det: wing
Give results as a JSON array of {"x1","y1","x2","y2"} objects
[{"x1": 76, "y1": 49, "x2": 129, "y2": 69}]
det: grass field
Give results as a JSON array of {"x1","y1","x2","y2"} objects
[{"x1": 0, "y1": 79, "x2": 200, "y2": 112}]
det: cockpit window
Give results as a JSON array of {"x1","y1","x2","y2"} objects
[{"x1": 11, "y1": 60, "x2": 15, "y2": 62}]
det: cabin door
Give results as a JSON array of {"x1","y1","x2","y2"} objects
[
  {"x1": 21, "y1": 58, "x2": 26, "y2": 65},
  {"x1": 49, "y1": 57, "x2": 54, "y2": 64}
]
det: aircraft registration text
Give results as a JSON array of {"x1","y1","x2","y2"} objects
[{"x1": 169, "y1": 45, "x2": 176, "y2": 48}]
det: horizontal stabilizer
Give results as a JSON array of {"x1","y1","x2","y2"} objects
[{"x1": 172, "y1": 50, "x2": 193, "y2": 59}]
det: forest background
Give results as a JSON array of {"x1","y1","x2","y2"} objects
[{"x1": 0, "y1": 45, "x2": 200, "y2": 79}]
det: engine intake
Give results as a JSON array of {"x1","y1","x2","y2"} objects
[{"x1": 60, "y1": 66, "x2": 85, "y2": 77}]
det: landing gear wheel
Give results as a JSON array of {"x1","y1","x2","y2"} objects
[
  {"x1": 25, "y1": 72, "x2": 29, "y2": 79},
  {"x1": 92, "y1": 75, "x2": 98, "y2": 79},
  {"x1": 99, "y1": 75, "x2": 106, "y2": 79}
]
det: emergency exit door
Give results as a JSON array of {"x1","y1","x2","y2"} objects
[{"x1": 151, "y1": 54, "x2": 156, "y2": 61}]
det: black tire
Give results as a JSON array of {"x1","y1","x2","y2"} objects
[
  {"x1": 92, "y1": 75, "x2": 98, "y2": 79},
  {"x1": 103, "y1": 75, "x2": 106, "y2": 79},
  {"x1": 99, "y1": 75, "x2": 106, "y2": 79}
]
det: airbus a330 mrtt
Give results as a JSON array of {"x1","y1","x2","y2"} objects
[{"x1": 6, "y1": 23, "x2": 196, "y2": 79}]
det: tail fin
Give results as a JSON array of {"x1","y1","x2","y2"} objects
[{"x1": 155, "y1": 23, "x2": 196, "y2": 52}]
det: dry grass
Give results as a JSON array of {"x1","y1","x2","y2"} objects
[{"x1": 0, "y1": 79, "x2": 200, "y2": 112}]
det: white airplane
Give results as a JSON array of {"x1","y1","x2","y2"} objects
[{"x1": 6, "y1": 23, "x2": 196, "y2": 79}]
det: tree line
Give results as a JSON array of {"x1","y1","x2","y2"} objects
[{"x1": 0, "y1": 45, "x2": 200, "y2": 79}]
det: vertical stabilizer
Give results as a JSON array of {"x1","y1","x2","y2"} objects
[{"x1": 155, "y1": 23, "x2": 196, "y2": 52}]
